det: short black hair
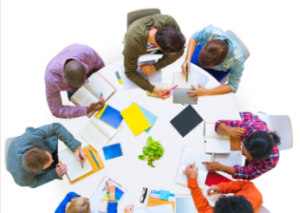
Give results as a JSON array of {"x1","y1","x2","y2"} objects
[
  {"x1": 245, "y1": 131, "x2": 281, "y2": 161},
  {"x1": 214, "y1": 196, "x2": 254, "y2": 213},
  {"x1": 155, "y1": 26, "x2": 186, "y2": 54}
]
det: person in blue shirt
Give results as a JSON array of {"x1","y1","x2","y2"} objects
[
  {"x1": 182, "y1": 25, "x2": 245, "y2": 97},
  {"x1": 55, "y1": 181, "x2": 122, "y2": 213}
]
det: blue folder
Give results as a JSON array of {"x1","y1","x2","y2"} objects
[
  {"x1": 100, "y1": 105, "x2": 123, "y2": 128},
  {"x1": 103, "y1": 143, "x2": 123, "y2": 160}
]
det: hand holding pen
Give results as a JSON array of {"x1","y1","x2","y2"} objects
[
  {"x1": 74, "y1": 149, "x2": 86, "y2": 164},
  {"x1": 86, "y1": 93, "x2": 105, "y2": 114}
]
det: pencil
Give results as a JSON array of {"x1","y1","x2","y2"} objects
[
  {"x1": 186, "y1": 62, "x2": 189, "y2": 82},
  {"x1": 79, "y1": 150, "x2": 84, "y2": 168}
]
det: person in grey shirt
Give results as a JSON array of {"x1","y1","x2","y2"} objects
[{"x1": 6, "y1": 123, "x2": 86, "y2": 188}]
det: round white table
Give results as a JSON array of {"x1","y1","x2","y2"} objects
[{"x1": 59, "y1": 54, "x2": 241, "y2": 212}]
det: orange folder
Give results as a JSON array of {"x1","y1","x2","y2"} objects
[
  {"x1": 147, "y1": 196, "x2": 175, "y2": 211},
  {"x1": 63, "y1": 145, "x2": 104, "y2": 184}
]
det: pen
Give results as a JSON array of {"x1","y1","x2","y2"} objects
[
  {"x1": 186, "y1": 62, "x2": 189, "y2": 82},
  {"x1": 89, "y1": 149, "x2": 100, "y2": 167},
  {"x1": 162, "y1": 85, "x2": 178, "y2": 97},
  {"x1": 79, "y1": 150, "x2": 83, "y2": 168}
]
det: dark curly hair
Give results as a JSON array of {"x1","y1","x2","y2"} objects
[
  {"x1": 214, "y1": 195, "x2": 254, "y2": 213},
  {"x1": 245, "y1": 131, "x2": 280, "y2": 160},
  {"x1": 155, "y1": 26, "x2": 186, "y2": 54}
]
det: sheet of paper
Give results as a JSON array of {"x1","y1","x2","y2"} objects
[
  {"x1": 98, "y1": 199, "x2": 108, "y2": 212},
  {"x1": 71, "y1": 86, "x2": 98, "y2": 106},
  {"x1": 146, "y1": 204, "x2": 173, "y2": 213},
  {"x1": 175, "y1": 196, "x2": 196, "y2": 213},
  {"x1": 205, "y1": 138, "x2": 231, "y2": 154},
  {"x1": 79, "y1": 121, "x2": 109, "y2": 151},
  {"x1": 174, "y1": 73, "x2": 199, "y2": 89},
  {"x1": 90, "y1": 116, "x2": 120, "y2": 139},
  {"x1": 189, "y1": 66, "x2": 209, "y2": 86},
  {"x1": 215, "y1": 151, "x2": 243, "y2": 167},
  {"x1": 58, "y1": 149, "x2": 93, "y2": 182},
  {"x1": 84, "y1": 73, "x2": 115, "y2": 101}
]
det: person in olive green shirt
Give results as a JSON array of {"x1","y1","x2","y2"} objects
[{"x1": 123, "y1": 14, "x2": 186, "y2": 99}]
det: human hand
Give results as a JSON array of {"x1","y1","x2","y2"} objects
[
  {"x1": 56, "y1": 164, "x2": 67, "y2": 178},
  {"x1": 181, "y1": 60, "x2": 191, "y2": 74},
  {"x1": 202, "y1": 161, "x2": 223, "y2": 172},
  {"x1": 227, "y1": 127, "x2": 246, "y2": 138},
  {"x1": 87, "y1": 100, "x2": 105, "y2": 114},
  {"x1": 187, "y1": 84, "x2": 208, "y2": 99},
  {"x1": 139, "y1": 64, "x2": 156, "y2": 75},
  {"x1": 124, "y1": 205, "x2": 134, "y2": 213},
  {"x1": 74, "y1": 149, "x2": 86, "y2": 163},
  {"x1": 105, "y1": 181, "x2": 116, "y2": 194},
  {"x1": 207, "y1": 185, "x2": 221, "y2": 197},
  {"x1": 153, "y1": 87, "x2": 171, "y2": 100},
  {"x1": 183, "y1": 162, "x2": 198, "y2": 178}
]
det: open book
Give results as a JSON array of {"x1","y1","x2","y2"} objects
[
  {"x1": 70, "y1": 72, "x2": 116, "y2": 117},
  {"x1": 147, "y1": 81, "x2": 169, "y2": 98},
  {"x1": 58, "y1": 148, "x2": 93, "y2": 182},
  {"x1": 204, "y1": 123, "x2": 231, "y2": 154},
  {"x1": 176, "y1": 146, "x2": 211, "y2": 188},
  {"x1": 79, "y1": 115, "x2": 121, "y2": 151},
  {"x1": 174, "y1": 73, "x2": 199, "y2": 89}
]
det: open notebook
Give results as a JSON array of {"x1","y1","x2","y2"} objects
[
  {"x1": 79, "y1": 115, "x2": 121, "y2": 151},
  {"x1": 71, "y1": 72, "x2": 116, "y2": 117},
  {"x1": 58, "y1": 148, "x2": 93, "y2": 182},
  {"x1": 204, "y1": 123, "x2": 231, "y2": 154},
  {"x1": 174, "y1": 73, "x2": 199, "y2": 89},
  {"x1": 147, "y1": 81, "x2": 169, "y2": 98},
  {"x1": 176, "y1": 146, "x2": 211, "y2": 188}
]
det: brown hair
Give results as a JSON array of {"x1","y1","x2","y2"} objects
[
  {"x1": 66, "y1": 197, "x2": 90, "y2": 213},
  {"x1": 24, "y1": 147, "x2": 50, "y2": 170},
  {"x1": 199, "y1": 39, "x2": 229, "y2": 68}
]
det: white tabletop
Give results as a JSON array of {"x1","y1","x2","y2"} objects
[{"x1": 58, "y1": 54, "x2": 241, "y2": 212}]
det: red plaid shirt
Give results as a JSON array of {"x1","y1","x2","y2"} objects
[{"x1": 215, "y1": 112, "x2": 280, "y2": 180}]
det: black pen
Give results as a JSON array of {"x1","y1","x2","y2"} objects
[
  {"x1": 79, "y1": 150, "x2": 84, "y2": 168},
  {"x1": 186, "y1": 62, "x2": 189, "y2": 82}
]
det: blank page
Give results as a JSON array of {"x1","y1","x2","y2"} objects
[
  {"x1": 90, "y1": 116, "x2": 120, "y2": 139},
  {"x1": 71, "y1": 86, "x2": 98, "y2": 107},
  {"x1": 79, "y1": 121, "x2": 109, "y2": 151},
  {"x1": 174, "y1": 73, "x2": 198, "y2": 89},
  {"x1": 215, "y1": 151, "x2": 243, "y2": 167},
  {"x1": 58, "y1": 148, "x2": 93, "y2": 181},
  {"x1": 84, "y1": 73, "x2": 115, "y2": 101},
  {"x1": 205, "y1": 138, "x2": 231, "y2": 154}
]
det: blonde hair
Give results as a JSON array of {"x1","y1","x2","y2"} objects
[{"x1": 66, "y1": 197, "x2": 90, "y2": 213}]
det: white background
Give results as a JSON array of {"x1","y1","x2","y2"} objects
[{"x1": 1, "y1": 0, "x2": 300, "y2": 213}]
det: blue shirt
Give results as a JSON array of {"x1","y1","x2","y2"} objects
[
  {"x1": 55, "y1": 192, "x2": 118, "y2": 213},
  {"x1": 192, "y1": 25, "x2": 245, "y2": 92}
]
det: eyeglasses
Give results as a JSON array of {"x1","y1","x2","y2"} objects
[{"x1": 140, "y1": 187, "x2": 148, "y2": 203}]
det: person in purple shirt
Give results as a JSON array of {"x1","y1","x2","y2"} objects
[{"x1": 45, "y1": 44, "x2": 105, "y2": 118}]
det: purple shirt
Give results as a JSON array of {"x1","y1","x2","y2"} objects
[{"x1": 45, "y1": 44, "x2": 105, "y2": 118}]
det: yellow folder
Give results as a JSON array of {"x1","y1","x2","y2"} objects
[
  {"x1": 147, "y1": 196, "x2": 175, "y2": 211},
  {"x1": 120, "y1": 103, "x2": 151, "y2": 136}
]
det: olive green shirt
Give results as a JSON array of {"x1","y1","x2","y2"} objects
[{"x1": 123, "y1": 14, "x2": 184, "y2": 92}]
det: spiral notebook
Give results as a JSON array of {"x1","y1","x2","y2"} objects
[{"x1": 147, "y1": 81, "x2": 169, "y2": 98}]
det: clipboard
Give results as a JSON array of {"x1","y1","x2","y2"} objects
[{"x1": 62, "y1": 145, "x2": 104, "y2": 184}]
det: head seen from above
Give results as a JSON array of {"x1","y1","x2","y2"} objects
[
  {"x1": 214, "y1": 195, "x2": 254, "y2": 213},
  {"x1": 244, "y1": 131, "x2": 281, "y2": 161},
  {"x1": 64, "y1": 59, "x2": 86, "y2": 89},
  {"x1": 24, "y1": 147, "x2": 53, "y2": 171},
  {"x1": 155, "y1": 26, "x2": 186, "y2": 55},
  {"x1": 66, "y1": 197, "x2": 90, "y2": 213},
  {"x1": 199, "y1": 39, "x2": 229, "y2": 69}
]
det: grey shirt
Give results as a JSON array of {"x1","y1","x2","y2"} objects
[{"x1": 7, "y1": 123, "x2": 81, "y2": 188}]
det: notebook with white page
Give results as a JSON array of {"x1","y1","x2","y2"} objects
[
  {"x1": 204, "y1": 123, "x2": 231, "y2": 154},
  {"x1": 147, "y1": 81, "x2": 169, "y2": 98},
  {"x1": 174, "y1": 73, "x2": 199, "y2": 89},
  {"x1": 58, "y1": 148, "x2": 93, "y2": 182},
  {"x1": 79, "y1": 115, "x2": 121, "y2": 151},
  {"x1": 134, "y1": 205, "x2": 173, "y2": 213},
  {"x1": 71, "y1": 72, "x2": 116, "y2": 117},
  {"x1": 176, "y1": 146, "x2": 211, "y2": 188}
]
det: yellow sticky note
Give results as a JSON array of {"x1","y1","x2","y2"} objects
[
  {"x1": 95, "y1": 104, "x2": 108, "y2": 118},
  {"x1": 121, "y1": 103, "x2": 151, "y2": 136}
]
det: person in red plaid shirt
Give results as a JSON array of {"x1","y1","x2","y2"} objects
[{"x1": 203, "y1": 112, "x2": 280, "y2": 180}]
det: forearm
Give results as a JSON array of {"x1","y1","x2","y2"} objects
[
  {"x1": 216, "y1": 123, "x2": 231, "y2": 134},
  {"x1": 205, "y1": 84, "x2": 232, "y2": 96},
  {"x1": 219, "y1": 164, "x2": 235, "y2": 176},
  {"x1": 29, "y1": 169, "x2": 60, "y2": 188},
  {"x1": 185, "y1": 38, "x2": 198, "y2": 61},
  {"x1": 125, "y1": 69, "x2": 154, "y2": 91}
]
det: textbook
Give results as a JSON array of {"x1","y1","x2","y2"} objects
[
  {"x1": 204, "y1": 122, "x2": 231, "y2": 154},
  {"x1": 176, "y1": 146, "x2": 211, "y2": 188},
  {"x1": 79, "y1": 114, "x2": 121, "y2": 151},
  {"x1": 147, "y1": 81, "x2": 169, "y2": 98},
  {"x1": 70, "y1": 72, "x2": 116, "y2": 117}
]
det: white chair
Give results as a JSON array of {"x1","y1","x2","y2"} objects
[
  {"x1": 5, "y1": 137, "x2": 15, "y2": 171},
  {"x1": 258, "y1": 205, "x2": 271, "y2": 213},
  {"x1": 220, "y1": 30, "x2": 250, "y2": 84},
  {"x1": 257, "y1": 113, "x2": 293, "y2": 151}
]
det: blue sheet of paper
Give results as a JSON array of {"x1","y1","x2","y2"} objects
[
  {"x1": 100, "y1": 105, "x2": 123, "y2": 128},
  {"x1": 131, "y1": 103, "x2": 157, "y2": 133},
  {"x1": 102, "y1": 143, "x2": 123, "y2": 160}
]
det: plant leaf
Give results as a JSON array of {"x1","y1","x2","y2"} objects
[{"x1": 138, "y1": 155, "x2": 145, "y2": 161}]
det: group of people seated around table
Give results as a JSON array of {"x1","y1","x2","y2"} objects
[{"x1": 6, "y1": 14, "x2": 281, "y2": 213}]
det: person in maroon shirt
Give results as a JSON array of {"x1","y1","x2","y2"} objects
[{"x1": 203, "y1": 112, "x2": 280, "y2": 180}]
